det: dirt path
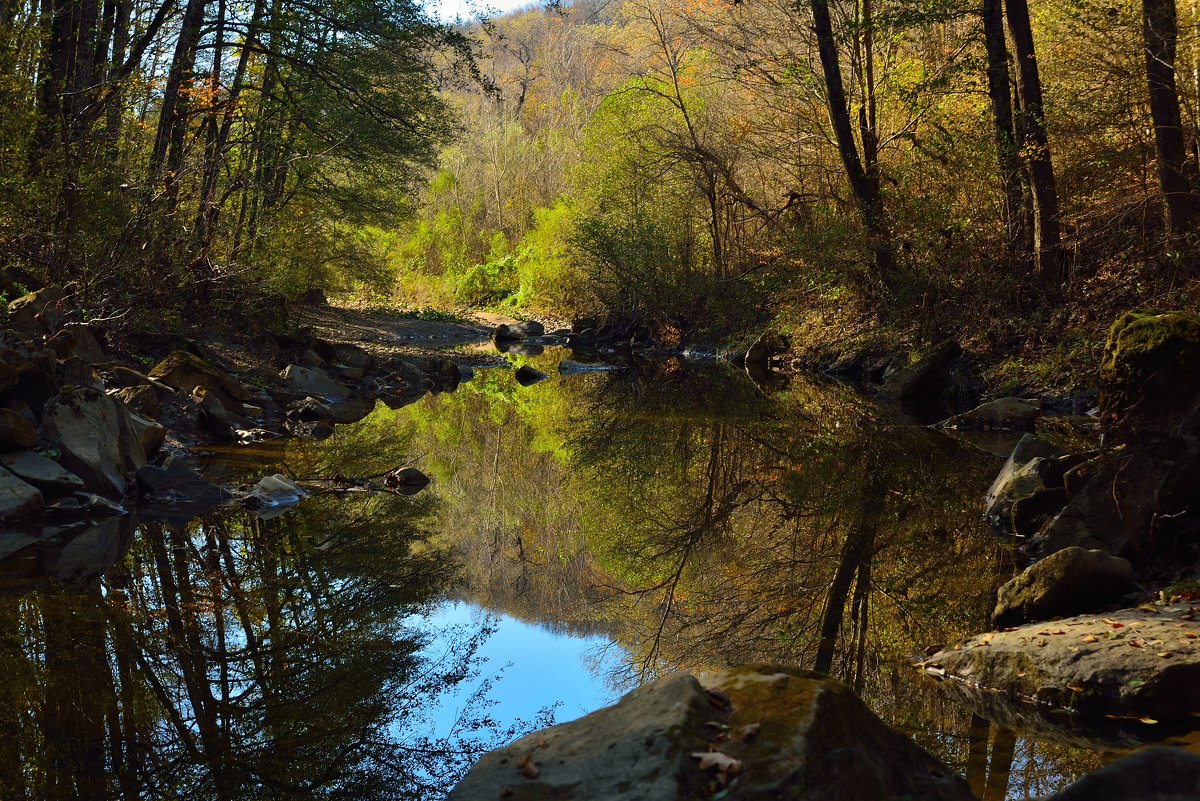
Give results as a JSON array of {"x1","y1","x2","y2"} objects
[{"x1": 297, "y1": 304, "x2": 510, "y2": 364}]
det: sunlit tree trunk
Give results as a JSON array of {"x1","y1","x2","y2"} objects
[
  {"x1": 1143, "y1": 0, "x2": 1199, "y2": 235},
  {"x1": 982, "y1": 0, "x2": 1028, "y2": 263},
  {"x1": 1004, "y1": 0, "x2": 1066, "y2": 285},
  {"x1": 806, "y1": 0, "x2": 895, "y2": 287}
]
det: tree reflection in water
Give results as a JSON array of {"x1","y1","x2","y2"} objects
[
  {"x1": 0, "y1": 477, "x2": 542, "y2": 800},
  {"x1": 399, "y1": 358, "x2": 1110, "y2": 797}
]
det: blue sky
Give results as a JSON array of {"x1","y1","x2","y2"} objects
[
  {"x1": 416, "y1": 601, "x2": 626, "y2": 739},
  {"x1": 425, "y1": 0, "x2": 540, "y2": 22}
]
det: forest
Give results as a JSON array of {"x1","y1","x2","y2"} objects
[{"x1": 2, "y1": 0, "x2": 1198, "y2": 377}]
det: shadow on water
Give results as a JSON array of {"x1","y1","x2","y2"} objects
[{"x1": 0, "y1": 348, "x2": 1187, "y2": 798}]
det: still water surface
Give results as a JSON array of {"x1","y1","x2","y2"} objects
[{"x1": 0, "y1": 348, "x2": 1134, "y2": 798}]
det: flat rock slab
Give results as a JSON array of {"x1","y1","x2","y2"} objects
[
  {"x1": 921, "y1": 603, "x2": 1200, "y2": 724},
  {"x1": 0, "y1": 450, "x2": 85, "y2": 495},
  {"x1": 450, "y1": 666, "x2": 972, "y2": 801}
]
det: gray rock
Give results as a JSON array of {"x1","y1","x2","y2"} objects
[
  {"x1": 493, "y1": 321, "x2": 545, "y2": 341},
  {"x1": 878, "y1": 341, "x2": 962, "y2": 400},
  {"x1": 241, "y1": 474, "x2": 308, "y2": 515},
  {"x1": 744, "y1": 330, "x2": 789, "y2": 365},
  {"x1": 0, "y1": 467, "x2": 43, "y2": 521},
  {"x1": 993, "y1": 546, "x2": 1134, "y2": 626},
  {"x1": 384, "y1": 466, "x2": 429, "y2": 495},
  {"x1": 0, "y1": 451, "x2": 85, "y2": 495},
  {"x1": 300, "y1": 348, "x2": 326, "y2": 368},
  {"x1": 451, "y1": 666, "x2": 973, "y2": 801},
  {"x1": 42, "y1": 387, "x2": 150, "y2": 497},
  {"x1": 457, "y1": 365, "x2": 475, "y2": 383},
  {"x1": 279, "y1": 364, "x2": 351, "y2": 400},
  {"x1": 940, "y1": 397, "x2": 1040, "y2": 431},
  {"x1": 515, "y1": 365, "x2": 549, "y2": 386},
  {"x1": 921, "y1": 603, "x2": 1200, "y2": 723},
  {"x1": 1048, "y1": 747, "x2": 1200, "y2": 801},
  {"x1": 136, "y1": 456, "x2": 231, "y2": 522},
  {"x1": 287, "y1": 396, "x2": 334, "y2": 422},
  {"x1": 0, "y1": 407, "x2": 37, "y2": 450},
  {"x1": 112, "y1": 384, "x2": 161, "y2": 417}
]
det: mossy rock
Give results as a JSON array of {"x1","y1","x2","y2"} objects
[{"x1": 1098, "y1": 310, "x2": 1200, "y2": 435}]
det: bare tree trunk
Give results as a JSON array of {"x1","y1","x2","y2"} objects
[
  {"x1": 1004, "y1": 0, "x2": 1066, "y2": 285},
  {"x1": 1143, "y1": 0, "x2": 1198, "y2": 234},
  {"x1": 150, "y1": 0, "x2": 207, "y2": 204},
  {"x1": 808, "y1": 0, "x2": 895, "y2": 286},
  {"x1": 982, "y1": 0, "x2": 1027, "y2": 262}
]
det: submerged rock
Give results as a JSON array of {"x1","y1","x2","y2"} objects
[
  {"x1": 450, "y1": 666, "x2": 972, "y2": 801},
  {"x1": 993, "y1": 546, "x2": 1134, "y2": 627},
  {"x1": 241, "y1": 474, "x2": 308, "y2": 515}
]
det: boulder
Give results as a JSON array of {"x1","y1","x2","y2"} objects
[
  {"x1": 993, "y1": 546, "x2": 1134, "y2": 626},
  {"x1": 0, "y1": 451, "x2": 85, "y2": 495},
  {"x1": 47, "y1": 324, "x2": 104, "y2": 362},
  {"x1": 515, "y1": 365, "x2": 549, "y2": 387},
  {"x1": 42, "y1": 388, "x2": 150, "y2": 497},
  {"x1": 878, "y1": 341, "x2": 962, "y2": 400},
  {"x1": 299, "y1": 349, "x2": 326, "y2": 368},
  {"x1": 0, "y1": 407, "x2": 37, "y2": 450},
  {"x1": 1048, "y1": 747, "x2": 1200, "y2": 801},
  {"x1": 744, "y1": 330, "x2": 789, "y2": 365},
  {"x1": 384, "y1": 466, "x2": 430, "y2": 495},
  {"x1": 136, "y1": 456, "x2": 231, "y2": 523},
  {"x1": 1099, "y1": 310, "x2": 1200, "y2": 437},
  {"x1": 7, "y1": 286, "x2": 66, "y2": 335},
  {"x1": 939, "y1": 397, "x2": 1040, "y2": 431},
  {"x1": 192, "y1": 387, "x2": 237, "y2": 440},
  {"x1": 315, "y1": 341, "x2": 374, "y2": 371},
  {"x1": 149, "y1": 350, "x2": 251, "y2": 403},
  {"x1": 0, "y1": 468, "x2": 43, "y2": 521},
  {"x1": 921, "y1": 603, "x2": 1200, "y2": 724},
  {"x1": 450, "y1": 666, "x2": 972, "y2": 801},
  {"x1": 984, "y1": 452, "x2": 1063, "y2": 535},
  {"x1": 493, "y1": 321, "x2": 545, "y2": 341},
  {"x1": 126, "y1": 410, "x2": 166, "y2": 461},
  {"x1": 279, "y1": 364, "x2": 350, "y2": 400},
  {"x1": 112, "y1": 384, "x2": 160, "y2": 418},
  {"x1": 287, "y1": 397, "x2": 334, "y2": 423}
]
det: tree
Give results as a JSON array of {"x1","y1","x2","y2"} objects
[{"x1": 1141, "y1": 0, "x2": 1199, "y2": 236}]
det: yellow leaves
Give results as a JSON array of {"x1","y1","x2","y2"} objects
[
  {"x1": 516, "y1": 752, "x2": 540, "y2": 779},
  {"x1": 1082, "y1": 634, "x2": 1099, "y2": 643}
]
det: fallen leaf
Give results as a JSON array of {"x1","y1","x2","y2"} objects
[
  {"x1": 1129, "y1": 640, "x2": 1145, "y2": 648},
  {"x1": 1137, "y1": 604, "x2": 1160, "y2": 614},
  {"x1": 1158, "y1": 652, "x2": 1173, "y2": 658},
  {"x1": 693, "y1": 752, "x2": 743, "y2": 775},
  {"x1": 733, "y1": 723, "x2": 761, "y2": 743},
  {"x1": 1185, "y1": 633, "x2": 1198, "y2": 639},
  {"x1": 1103, "y1": 618, "x2": 1125, "y2": 629},
  {"x1": 516, "y1": 753, "x2": 540, "y2": 779},
  {"x1": 1067, "y1": 682, "x2": 1085, "y2": 692},
  {"x1": 1082, "y1": 635, "x2": 1099, "y2": 643},
  {"x1": 1139, "y1": 717, "x2": 1159, "y2": 724}
]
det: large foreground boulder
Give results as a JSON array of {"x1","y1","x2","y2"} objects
[
  {"x1": 449, "y1": 666, "x2": 973, "y2": 801},
  {"x1": 993, "y1": 546, "x2": 1134, "y2": 627}
]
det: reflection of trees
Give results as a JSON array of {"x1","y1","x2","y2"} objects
[{"x1": 0, "y1": 486, "x2": 523, "y2": 800}]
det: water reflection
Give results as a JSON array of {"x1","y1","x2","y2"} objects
[
  {"x1": 0, "y1": 489, "x2": 535, "y2": 799},
  {"x1": 0, "y1": 353, "x2": 1150, "y2": 798}
]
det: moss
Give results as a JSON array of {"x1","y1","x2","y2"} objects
[{"x1": 1098, "y1": 309, "x2": 1200, "y2": 430}]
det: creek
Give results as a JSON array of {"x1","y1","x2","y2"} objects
[{"x1": 0, "y1": 341, "x2": 1187, "y2": 799}]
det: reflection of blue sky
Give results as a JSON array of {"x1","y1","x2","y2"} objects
[
  {"x1": 416, "y1": 601, "x2": 626, "y2": 739},
  {"x1": 424, "y1": 0, "x2": 539, "y2": 22}
]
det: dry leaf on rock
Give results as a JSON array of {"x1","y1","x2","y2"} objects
[{"x1": 693, "y1": 752, "x2": 743, "y2": 775}]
